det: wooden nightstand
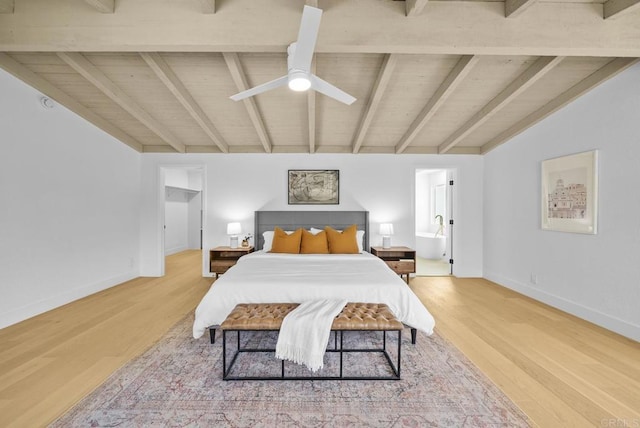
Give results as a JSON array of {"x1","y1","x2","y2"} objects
[
  {"x1": 209, "y1": 246, "x2": 254, "y2": 278},
  {"x1": 370, "y1": 246, "x2": 416, "y2": 283}
]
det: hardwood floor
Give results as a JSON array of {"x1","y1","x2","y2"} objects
[
  {"x1": 1, "y1": 252, "x2": 638, "y2": 427},
  {"x1": 410, "y1": 276, "x2": 640, "y2": 428},
  {"x1": 0, "y1": 250, "x2": 211, "y2": 427}
]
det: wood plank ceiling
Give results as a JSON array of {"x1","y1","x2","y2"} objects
[{"x1": 0, "y1": 0, "x2": 639, "y2": 155}]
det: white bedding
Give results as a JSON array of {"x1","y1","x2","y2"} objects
[{"x1": 192, "y1": 251, "x2": 436, "y2": 339}]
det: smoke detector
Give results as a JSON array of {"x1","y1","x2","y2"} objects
[{"x1": 40, "y1": 97, "x2": 55, "y2": 109}]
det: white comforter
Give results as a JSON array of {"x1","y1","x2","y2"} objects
[{"x1": 192, "y1": 251, "x2": 436, "y2": 339}]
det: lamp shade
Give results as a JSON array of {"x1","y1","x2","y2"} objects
[
  {"x1": 227, "y1": 222, "x2": 242, "y2": 235},
  {"x1": 379, "y1": 223, "x2": 394, "y2": 236}
]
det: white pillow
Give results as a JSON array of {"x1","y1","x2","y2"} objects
[
  {"x1": 262, "y1": 231, "x2": 274, "y2": 251},
  {"x1": 262, "y1": 230, "x2": 293, "y2": 251},
  {"x1": 356, "y1": 230, "x2": 365, "y2": 252},
  {"x1": 310, "y1": 227, "x2": 365, "y2": 253}
]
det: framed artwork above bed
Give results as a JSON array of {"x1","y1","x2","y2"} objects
[{"x1": 288, "y1": 170, "x2": 339, "y2": 205}]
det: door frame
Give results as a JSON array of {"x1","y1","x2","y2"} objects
[
  {"x1": 413, "y1": 167, "x2": 457, "y2": 276},
  {"x1": 157, "y1": 164, "x2": 207, "y2": 276}
]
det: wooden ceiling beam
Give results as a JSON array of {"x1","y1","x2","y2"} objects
[
  {"x1": 199, "y1": 0, "x2": 215, "y2": 14},
  {"x1": 58, "y1": 52, "x2": 186, "y2": 153},
  {"x1": 505, "y1": 0, "x2": 538, "y2": 18},
  {"x1": 0, "y1": 0, "x2": 13, "y2": 14},
  {"x1": 308, "y1": 56, "x2": 316, "y2": 154},
  {"x1": 0, "y1": 53, "x2": 143, "y2": 151},
  {"x1": 406, "y1": 0, "x2": 429, "y2": 16},
  {"x1": 308, "y1": 91, "x2": 316, "y2": 153},
  {"x1": 395, "y1": 55, "x2": 478, "y2": 154},
  {"x1": 352, "y1": 54, "x2": 398, "y2": 153},
  {"x1": 222, "y1": 52, "x2": 272, "y2": 153},
  {"x1": 2, "y1": 1, "x2": 640, "y2": 56},
  {"x1": 140, "y1": 52, "x2": 229, "y2": 153},
  {"x1": 604, "y1": 0, "x2": 640, "y2": 19},
  {"x1": 402, "y1": 146, "x2": 482, "y2": 155},
  {"x1": 83, "y1": 0, "x2": 114, "y2": 13},
  {"x1": 481, "y1": 57, "x2": 639, "y2": 154},
  {"x1": 438, "y1": 56, "x2": 564, "y2": 154}
]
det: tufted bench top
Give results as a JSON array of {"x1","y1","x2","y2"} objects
[{"x1": 221, "y1": 302, "x2": 403, "y2": 331}]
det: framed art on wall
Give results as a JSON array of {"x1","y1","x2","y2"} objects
[
  {"x1": 541, "y1": 150, "x2": 598, "y2": 234},
  {"x1": 288, "y1": 170, "x2": 339, "y2": 205}
]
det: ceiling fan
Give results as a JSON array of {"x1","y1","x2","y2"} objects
[{"x1": 229, "y1": 5, "x2": 356, "y2": 105}]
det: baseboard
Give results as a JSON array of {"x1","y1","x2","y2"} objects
[
  {"x1": 165, "y1": 245, "x2": 188, "y2": 256},
  {"x1": 484, "y1": 271, "x2": 640, "y2": 342},
  {"x1": 0, "y1": 270, "x2": 138, "y2": 330}
]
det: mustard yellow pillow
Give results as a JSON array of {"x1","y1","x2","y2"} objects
[
  {"x1": 270, "y1": 227, "x2": 302, "y2": 254},
  {"x1": 325, "y1": 224, "x2": 359, "y2": 254},
  {"x1": 300, "y1": 229, "x2": 329, "y2": 254}
]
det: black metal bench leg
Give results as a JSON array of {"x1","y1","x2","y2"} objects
[
  {"x1": 340, "y1": 330, "x2": 344, "y2": 378},
  {"x1": 222, "y1": 330, "x2": 226, "y2": 378},
  {"x1": 397, "y1": 330, "x2": 402, "y2": 377},
  {"x1": 209, "y1": 328, "x2": 216, "y2": 344},
  {"x1": 411, "y1": 328, "x2": 417, "y2": 344}
]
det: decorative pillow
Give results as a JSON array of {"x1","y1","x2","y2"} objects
[
  {"x1": 270, "y1": 227, "x2": 302, "y2": 253},
  {"x1": 300, "y1": 229, "x2": 329, "y2": 254},
  {"x1": 312, "y1": 227, "x2": 365, "y2": 253},
  {"x1": 262, "y1": 230, "x2": 275, "y2": 252},
  {"x1": 355, "y1": 230, "x2": 365, "y2": 253},
  {"x1": 325, "y1": 224, "x2": 359, "y2": 254},
  {"x1": 263, "y1": 229, "x2": 294, "y2": 251}
]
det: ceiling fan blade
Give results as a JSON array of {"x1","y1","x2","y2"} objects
[
  {"x1": 310, "y1": 75, "x2": 356, "y2": 105},
  {"x1": 229, "y1": 75, "x2": 288, "y2": 101},
  {"x1": 291, "y1": 5, "x2": 322, "y2": 72}
]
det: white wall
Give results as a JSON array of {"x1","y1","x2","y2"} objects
[
  {"x1": 0, "y1": 69, "x2": 141, "y2": 329},
  {"x1": 415, "y1": 170, "x2": 430, "y2": 233},
  {"x1": 416, "y1": 169, "x2": 447, "y2": 235},
  {"x1": 140, "y1": 154, "x2": 484, "y2": 278},
  {"x1": 187, "y1": 169, "x2": 203, "y2": 249},
  {"x1": 483, "y1": 63, "x2": 640, "y2": 341},
  {"x1": 164, "y1": 187, "x2": 190, "y2": 255}
]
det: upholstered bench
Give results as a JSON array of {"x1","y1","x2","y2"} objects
[{"x1": 219, "y1": 302, "x2": 404, "y2": 380}]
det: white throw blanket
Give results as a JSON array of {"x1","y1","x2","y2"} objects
[{"x1": 275, "y1": 299, "x2": 348, "y2": 372}]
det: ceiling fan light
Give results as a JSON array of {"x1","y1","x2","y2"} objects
[{"x1": 288, "y1": 71, "x2": 311, "y2": 92}]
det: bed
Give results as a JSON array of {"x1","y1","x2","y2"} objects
[{"x1": 192, "y1": 211, "x2": 435, "y2": 339}]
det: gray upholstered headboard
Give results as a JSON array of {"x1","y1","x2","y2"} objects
[{"x1": 254, "y1": 211, "x2": 369, "y2": 251}]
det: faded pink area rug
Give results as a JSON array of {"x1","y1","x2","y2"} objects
[{"x1": 51, "y1": 317, "x2": 531, "y2": 427}]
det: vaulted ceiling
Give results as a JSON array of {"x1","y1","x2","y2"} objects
[{"x1": 1, "y1": 0, "x2": 638, "y2": 154}]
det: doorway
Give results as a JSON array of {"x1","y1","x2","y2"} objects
[
  {"x1": 159, "y1": 165, "x2": 205, "y2": 276},
  {"x1": 415, "y1": 168, "x2": 454, "y2": 276}
]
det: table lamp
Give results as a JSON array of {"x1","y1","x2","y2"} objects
[
  {"x1": 379, "y1": 223, "x2": 394, "y2": 249},
  {"x1": 227, "y1": 222, "x2": 241, "y2": 248}
]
